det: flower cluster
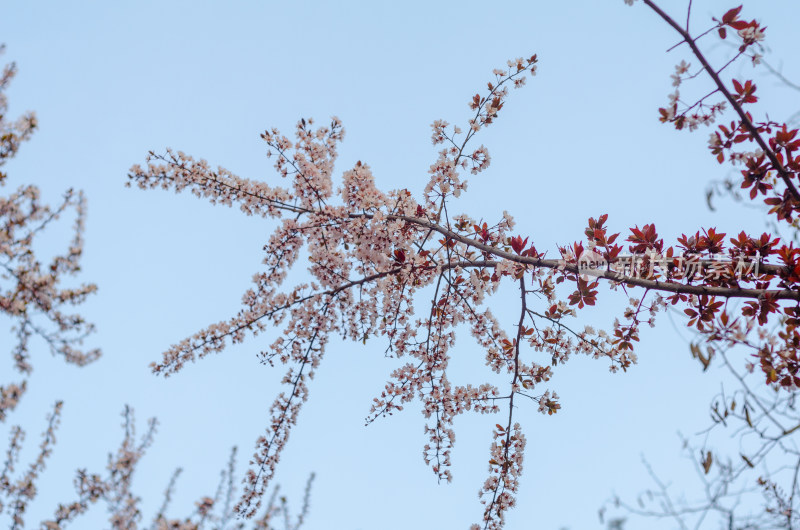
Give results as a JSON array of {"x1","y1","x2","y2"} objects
[
  {"x1": 0, "y1": 48, "x2": 99, "y2": 422},
  {"x1": 473, "y1": 423, "x2": 526, "y2": 530}
]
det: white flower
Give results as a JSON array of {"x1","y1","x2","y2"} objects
[{"x1": 738, "y1": 26, "x2": 765, "y2": 44}]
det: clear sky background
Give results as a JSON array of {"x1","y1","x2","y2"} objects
[{"x1": 1, "y1": 1, "x2": 799, "y2": 529}]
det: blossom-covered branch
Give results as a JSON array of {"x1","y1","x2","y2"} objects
[
  {"x1": 128, "y1": 2, "x2": 800, "y2": 527},
  {"x1": 0, "y1": 48, "x2": 99, "y2": 421},
  {"x1": 0, "y1": 404, "x2": 313, "y2": 529}
]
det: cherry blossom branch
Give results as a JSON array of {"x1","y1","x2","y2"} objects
[
  {"x1": 129, "y1": 27, "x2": 800, "y2": 525},
  {"x1": 0, "y1": 55, "x2": 99, "y2": 416},
  {"x1": 477, "y1": 278, "x2": 527, "y2": 530},
  {"x1": 237, "y1": 303, "x2": 329, "y2": 518},
  {"x1": 642, "y1": 0, "x2": 800, "y2": 203}
]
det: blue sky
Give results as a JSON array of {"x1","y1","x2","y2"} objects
[{"x1": 2, "y1": 1, "x2": 800, "y2": 528}]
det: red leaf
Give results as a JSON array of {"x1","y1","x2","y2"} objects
[
  {"x1": 722, "y1": 5, "x2": 743, "y2": 25},
  {"x1": 510, "y1": 235, "x2": 528, "y2": 255}
]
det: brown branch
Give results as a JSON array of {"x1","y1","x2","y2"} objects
[
  {"x1": 382, "y1": 214, "x2": 800, "y2": 301},
  {"x1": 481, "y1": 277, "x2": 526, "y2": 530},
  {"x1": 642, "y1": 0, "x2": 800, "y2": 204}
]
